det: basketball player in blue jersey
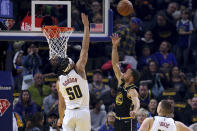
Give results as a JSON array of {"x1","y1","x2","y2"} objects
[
  {"x1": 111, "y1": 33, "x2": 140, "y2": 131},
  {"x1": 56, "y1": 13, "x2": 91, "y2": 131}
]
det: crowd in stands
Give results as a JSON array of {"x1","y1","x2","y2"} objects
[{"x1": 0, "y1": 0, "x2": 197, "y2": 131}]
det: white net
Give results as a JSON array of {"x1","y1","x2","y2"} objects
[{"x1": 42, "y1": 26, "x2": 74, "y2": 59}]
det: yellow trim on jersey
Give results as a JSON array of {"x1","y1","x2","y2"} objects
[
  {"x1": 114, "y1": 115, "x2": 134, "y2": 120},
  {"x1": 131, "y1": 119, "x2": 132, "y2": 131}
]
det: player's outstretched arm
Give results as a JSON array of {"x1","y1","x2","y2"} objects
[
  {"x1": 110, "y1": 33, "x2": 123, "y2": 86},
  {"x1": 138, "y1": 118, "x2": 152, "y2": 131},
  {"x1": 76, "y1": 13, "x2": 90, "y2": 79},
  {"x1": 56, "y1": 81, "x2": 66, "y2": 127},
  {"x1": 128, "y1": 89, "x2": 140, "y2": 117},
  {"x1": 175, "y1": 121, "x2": 192, "y2": 131}
]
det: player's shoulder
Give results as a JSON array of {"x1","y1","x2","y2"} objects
[{"x1": 175, "y1": 121, "x2": 192, "y2": 131}]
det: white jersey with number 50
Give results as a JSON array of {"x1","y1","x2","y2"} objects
[
  {"x1": 150, "y1": 116, "x2": 177, "y2": 131},
  {"x1": 59, "y1": 69, "x2": 89, "y2": 109}
]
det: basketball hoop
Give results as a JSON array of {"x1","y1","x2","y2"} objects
[{"x1": 42, "y1": 26, "x2": 74, "y2": 59}]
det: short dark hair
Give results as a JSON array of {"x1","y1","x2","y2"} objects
[
  {"x1": 131, "y1": 69, "x2": 140, "y2": 84},
  {"x1": 56, "y1": 57, "x2": 70, "y2": 76},
  {"x1": 160, "y1": 100, "x2": 174, "y2": 116}
]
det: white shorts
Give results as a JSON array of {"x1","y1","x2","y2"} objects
[{"x1": 62, "y1": 107, "x2": 91, "y2": 131}]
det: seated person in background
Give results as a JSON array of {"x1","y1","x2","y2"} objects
[
  {"x1": 148, "y1": 98, "x2": 158, "y2": 117},
  {"x1": 43, "y1": 82, "x2": 58, "y2": 115},
  {"x1": 22, "y1": 43, "x2": 42, "y2": 90},
  {"x1": 140, "y1": 60, "x2": 168, "y2": 98},
  {"x1": 187, "y1": 76, "x2": 197, "y2": 105},
  {"x1": 28, "y1": 73, "x2": 51, "y2": 110},
  {"x1": 91, "y1": 99, "x2": 107, "y2": 131},
  {"x1": 99, "y1": 87, "x2": 116, "y2": 112},
  {"x1": 42, "y1": 57, "x2": 58, "y2": 78},
  {"x1": 89, "y1": 69, "x2": 110, "y2": 99},
  {"x1": 14, "y1": 90, "x2": 37, "y2": 123},
  {"x1": 136, "y1": 30, "x2": 156, "y2": 58},
  {"x1": 44, "y1": 112, "x2": 59, "y2": 131},
  {"x1": 184, "y1": 97, "x2": 197, "y2": 126},
  {"x1": 26, "y1": 112, "x2": 45, "y2": 131},
  {"x1": 167, "y1": 97, "x2": 186, "y2": 123},
  {"x1": 136, "y1": 108, "x2": 150, "y2": 130},
  {"x1": 137, "y1": 46, "x2": 157, "y2": 71},
  {"x1": 154, "y1": 41, "x2": 177, "y2": 68},
  {"x1": 139, "y1": 82, "x2": 154, "y2": 109},
  {"x1": 168, "y1": 66, "x2": 189, "y2": 101},
  {"x1": 99, "y1": 111, "x2": 115, "y2": 131}
]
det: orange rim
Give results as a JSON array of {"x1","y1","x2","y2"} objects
[{"x1": 41, "y1": 26, "x2": 74, "y2": 32}]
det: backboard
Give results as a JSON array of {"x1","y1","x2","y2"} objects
[{"x1": 0, "y1": 0, "x2": 113, "y2": 42}]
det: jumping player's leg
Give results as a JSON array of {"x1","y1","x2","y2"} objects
[
  {"x1": 75, "y1": 109, "x2": 91, "y2": 131},
  {"x1": 62, "y1": 110, "x2": 75, "y2": 131}
]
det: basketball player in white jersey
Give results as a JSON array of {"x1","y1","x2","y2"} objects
[
  {"x1": 139, "y1": 100, "x2": 191, "y2": 131},
  {"x1": 56, "y1": 13, "x2": 90, "y2": 131}
]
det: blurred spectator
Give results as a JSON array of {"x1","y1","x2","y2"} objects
[
  {"x1": 184, "y1": 97, "x2": 197, "y2": 125},
  {"x1": 154, "y1": 41, "x2": 177, "y2": 68},
  {"x1": 13, "y1": 50, "x2": 24, "y2": 92},
  {"x1": 151, "y1": 11, "x2": 177, "y2": 46},
  {"x1": 27, "y1": 112, "x2": 45, "y2": 131},
  {"x1": 163, "y1": 2, "x2": 178, "y2": 25},
  {"x1": 172, "y1": 4, "x2": 186, "y2": 21},
  {"x1": 136, "y1": 30, "x2": 156, "y2": 57},
  {"x1": 22, "y1": 43, "x2": 42, "y2": 75},
  {"x1": 42, "y1": 57, "x2": 58, "y2": 78},
  {"x1": 148, "y1": 98, "x2": 158, "y2": 117},
  {"x1": 187, "y1": 76, "x2": 197, "y2": 105},
  {"x1": 117, "y1": 17, "x2": 142, "y2": 56},
  {"x1": 69, "y1": 9, "x2": 83, "y2": 31},
  {"x1": 136, "y1": 108, "x2": 149, "y2": 130},
  {"x1": 91, "y1": 99, "x2": 107, "y2": 131},
  {"x1": 99, "y1": 112, "x2": 115, "y2": 131},
  {"x1": 89, "y1": 69, "x2": 110, "y2": 99},
  {"x1": 175, "y1": 9, "x2": 193, "y2": 68},
  {"x1": 99, "y1": 87, "x2": 116, "y2": 112},
  {"x1": 43, "y1": 82, "x2": 58, "y2": 115},
  {"x1": 14, "y1": 90, "x2": 37, "y2": 122},
  {"x1": 140, "y1": 60, "x2": 168, "y2": 98},
  {"x1": 139, "y1": 82, "x2": 154, "y2": 109},
  {"x1": 45, "y1": 112, "x2": 60, "y2": 131},
  {"x1": 90, "y1": 1, "x2": 102, "y2": 21},
  {"x1": 22, "y1": 43, "x2": 42, "y2": 90},
  {"x1": 28, "y1": 73, "x2": 51, "y2": 109},
  {"x1": 134, "y1": 0, "x2": 154, "y2": 29},
  {"x1": 92, "y1": 13, "x2": 102, "y2": 23},
  {"x1": 137, "y1": 46, "x2": 157, "y2": 71},
  {"x1": 167, "y1": 97, "x2": 186, "y2": 122},
  {"x1": 168, "y1": 66, "x2": 189, "y2": 101}
]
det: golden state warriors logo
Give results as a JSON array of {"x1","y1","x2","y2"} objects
[{"x1": 116, "y1": 92, "x2": 123, "y2": 105}]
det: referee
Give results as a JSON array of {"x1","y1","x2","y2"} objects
[{"x1": 110, "y1": 33, "x2": 140, "y2": 131}]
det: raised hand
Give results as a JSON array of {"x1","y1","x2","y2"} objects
[
  {"x1": 81, "y1": 13, "x2": 89, "y2": 27},
  {"x1": 110, "y1": 33, "x2": 121, "y2": 47}
]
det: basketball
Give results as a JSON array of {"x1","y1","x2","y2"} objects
[{"x1": 117, "y1": 0, "x2": 134, "y2": 16}]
